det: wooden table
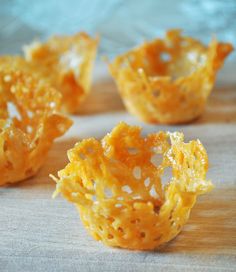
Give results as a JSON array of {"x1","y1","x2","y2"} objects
[{"x1": 0, "y1": 62, "x2": 236, "y2": 271}]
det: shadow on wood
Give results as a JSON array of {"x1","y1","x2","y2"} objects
[
  {"x1": 160, "y1": 188, "x2": 236, "y2": 254},
  {"x1": 4, "y1": 138, "x2": 79, "y2": 189},
  {"x1": 76, "y1": 79, "x2": 125, "y2": 115},
  {"x1": 39, "y1": 137, "x2": 79, "y2": 178},
  {"x1": 197, "y1": 85, "x2": 236, "y2": 124}
]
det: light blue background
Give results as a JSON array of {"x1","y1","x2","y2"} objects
[{"x1": 0, "y1": 0, "x2": 235, "y2": 60}]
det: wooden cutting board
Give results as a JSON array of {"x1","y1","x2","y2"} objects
[{"x1": 0, "y1": 63, "x2": 236, "y2": 271}]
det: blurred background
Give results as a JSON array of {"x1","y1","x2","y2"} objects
[
  {"x1": 1, "y1": 0, "x2": 236, "y2": 54},
  {"x1": 0, "y1": 0, "x2": 235, "y2": 82}
]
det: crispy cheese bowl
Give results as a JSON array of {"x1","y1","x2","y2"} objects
[
  {"x1": 109, "y1": 30, "x2": 233, "y2": 124},
  {"x1": 24, "y1": 32, "x2": 98, "y2": 113},
  {"x1": 0, "y1": 57, "x2": 72, "y2": 186},
  {"x1": 52, "y1": 123, "x2": 213, "y2": 250}
]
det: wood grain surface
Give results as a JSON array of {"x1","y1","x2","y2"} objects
[{"x1": 0, "y1": 63, "x2": 236, "y2": 272}]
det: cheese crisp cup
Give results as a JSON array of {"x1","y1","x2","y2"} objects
[
  {"x1": 109, "y1": 30, "x2": 233, "y2": 124},
  {"x1": 52, "y1": 123, "x2": 213, "y2": 250},
  {"x1": 0, "y1": 57, "x2": 72, "y2": 185},
  {"x1": 24, "y1": 32, "x2": 98, "y2": 113}
]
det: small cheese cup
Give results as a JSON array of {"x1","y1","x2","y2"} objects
[
  {"x1": 24, "y1": 32, "x2": 98, "y2": 113},
  {"x1": 109, "y1": 30, "x2": 233, "y2": 124},
  {"x1": 52, "y1": 122, "x2": 213, "y2": 250},
  {"x1": 0, "y1": 57, "x2": 72, "y2": 185}
]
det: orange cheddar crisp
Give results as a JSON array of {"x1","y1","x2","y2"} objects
[
  {"x1": 24, "y1": 32, "x2": 98, "y2": 113},
  {"x1": 110, "y1": 30, "x2": 233, "y2": 124},
  {"x1": 52, "y1": 122, "x2": 213, "y2": 250},
  {"x1": 0, "y1": 57, "x2": 72, "y2": 185}
]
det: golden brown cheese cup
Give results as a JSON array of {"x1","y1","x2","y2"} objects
[
  {"x1": 109, "y1": 30, "x2": 233, "y2": 124},
  {"x1": 23, "y1": 32, "x2": 98, "y2": 113},
  {"x1": 52, "y1": 122, "x2": 213, "y2": 250},
  {"x1": 0, "y1": 57, "x2": 72, "y2": 186}
]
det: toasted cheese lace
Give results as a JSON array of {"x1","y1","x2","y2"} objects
[
  {"x1": 24, "y1": 32, "x2": 98, "y2": 113},
  {"x1": 110, "y1": 30, "x2": 233, "y2": 124},
  {"x1": 0, "y1": 57, "x2": 72, "y2": 185},
  {"x1": 52, "y1": 122, "x2": 213, "y2": 250}
]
